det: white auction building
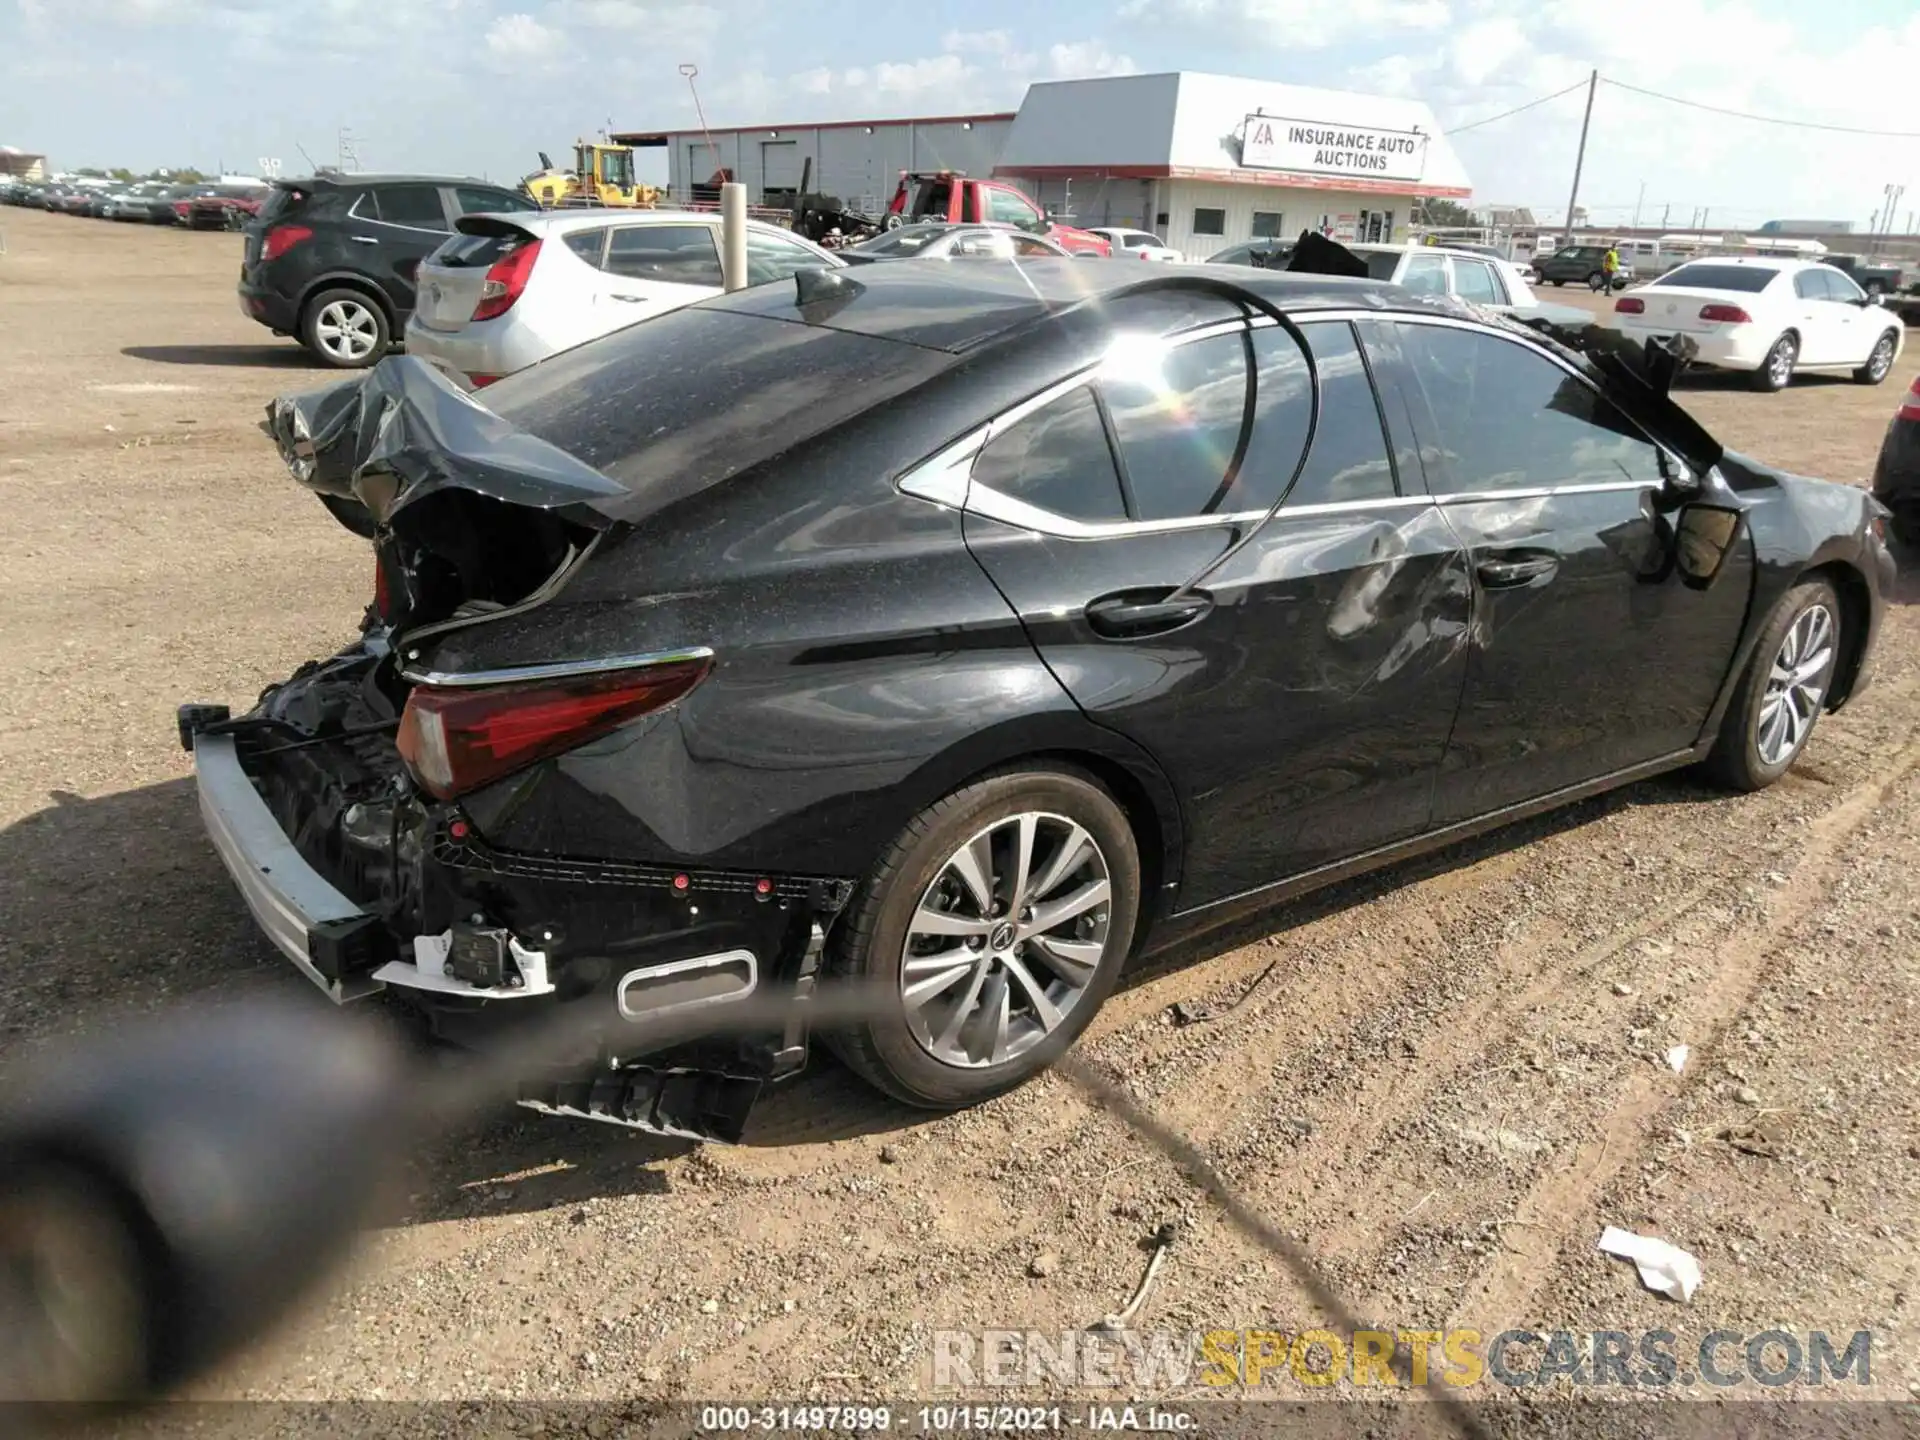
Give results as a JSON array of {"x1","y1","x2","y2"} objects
[{"x1": 635, "y1": 71, "x2": 1473, "y2": 259}]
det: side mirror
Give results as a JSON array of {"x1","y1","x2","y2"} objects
[{"x1": 1673, "y1": 503, "x2": 1744, "y2": 590}]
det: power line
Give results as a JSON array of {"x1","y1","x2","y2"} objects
[
  {"x1": 1600, "y1": 77, "x2": 1920, "y2": 139},
  {"x1": 1445, "y1": 79, "x2": 1589, "y2": 135}
]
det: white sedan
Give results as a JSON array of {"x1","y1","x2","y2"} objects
[
  {"x1": 1610, "y1": 257, "x2": 1904, "y2": 392},
  {"x1": 404, "y1": 209, "x2": 843, "y2": 386},
  {"x1": 1087, "y1": 226, "x2": 1182, "y2": 262}
]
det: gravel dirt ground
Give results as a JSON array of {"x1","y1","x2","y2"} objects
[{"x1": 3, "y1": 209, "x2": 1918, "y2": 1418}]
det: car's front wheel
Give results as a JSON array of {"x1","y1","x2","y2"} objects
[
  {"x1": 1854, "y1": 330, "x2": 1898, "y2": 385},
  {"x1": 301, "y1": 289, "x2": 390, "y2": 369},
  {"x1": 827, "y1": 766, "x2": 1141, "y2": 1108},
  {"x1": 1704, "y1": 577, "x2": 1842, "y2": 791}
]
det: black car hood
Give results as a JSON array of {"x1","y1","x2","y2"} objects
[{"x1": 263, "y1": 357, "x2": 628, "y2": 532}]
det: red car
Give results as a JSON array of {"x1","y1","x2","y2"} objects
[
  {"x1": 186, "y1": 184, "x2": 269, "y2": 230},
  {"x1": 885, "y1": 170, "x2": 1111, "y2": 256}
]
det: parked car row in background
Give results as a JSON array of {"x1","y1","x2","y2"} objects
[{"x1": 1, "y1": 177, "x2": 269, "y2": 227}]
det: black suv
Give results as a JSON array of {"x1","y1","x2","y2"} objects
[
  {"x1": 240, "y1": 173, "x2": 539, "y2": 368},
  {"x1": 1533, "y1": 243, "x2": 1633, "y2": 291}
]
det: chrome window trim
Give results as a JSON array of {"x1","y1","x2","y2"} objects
[
  {"x1": 400, "y1": 645, "x2": 715, "y2": 689},
  {"x1": 1435, "y1": 479, "x2": 1652, "y2": 505},
  {"x1": 894, "y1": 306, "x2": 1677, "y2": 539}
]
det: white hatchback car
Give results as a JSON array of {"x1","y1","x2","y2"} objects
[
  {"x1": 404, "y1": 209, "x2": 843, "y2": 385},
  {"x1": 1610, "y1": 257, "x2": 1905, "y2": 392},
  {"x1": 1087, "y1": 227, "x2": 1181, "y2": 262}
]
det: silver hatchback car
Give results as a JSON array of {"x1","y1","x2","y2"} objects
[{"x1": 403, "y1": 209, "x2": 842, "y2": 386}]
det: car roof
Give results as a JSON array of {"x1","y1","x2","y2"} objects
[
  {"x1": 700, "y1": 259, "x2": 1419, "y2": 354},
  {"x1": 1350, "y1": 242, "x2": 1515, "y2": 263},
  {"x1": 1668, "y1": 255, "x2": 1797, "y2": 269},
  {"x1": 280, "y1": 172, "x2": 514, "y2": 190},
  {"x1": 468, "y1": 207, "x2": 795, "y2": 235}
]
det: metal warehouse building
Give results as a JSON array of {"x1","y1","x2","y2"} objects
[{"x1": 633, "y1": 71, "x2": 1471, "y2": 258}]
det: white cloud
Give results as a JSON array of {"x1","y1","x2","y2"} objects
[
  {"x1": 1120, "y1": 0, "x2": 1450, "y2": 49},
  {"x1": 484, "y1": 11, "x2": 567, "y2": 64},
  {"x1": 736, "y1": 29, "x2": 1136, "y2": 116},
  {"x1": 1341, "y1": 0, "x2": 1920, "y2": 226}
]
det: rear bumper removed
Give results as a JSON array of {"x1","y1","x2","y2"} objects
[{"x1": 180, "y1": 696, "x2": 855, "y2": 1141}]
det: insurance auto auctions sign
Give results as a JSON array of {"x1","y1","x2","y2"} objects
[{"x1": 1241, "y1": 115, "x2": 1428, "y2": 181}]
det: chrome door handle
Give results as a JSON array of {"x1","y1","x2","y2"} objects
[
  {"x1": 350, "y1": 236, "x2": 379, "y2": 245},
  {"x1": 609, "y1": 294, "x2": 648, "y2": 303}
]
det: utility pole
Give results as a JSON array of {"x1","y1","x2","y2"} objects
[
  {"x1": 1630, "y1": 180, "x2": 1645, "y2": 234},
  {"x1": 1561, "y1": 69, "x2": 1597, "y2": 247}
]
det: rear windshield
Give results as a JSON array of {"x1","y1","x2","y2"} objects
[
  {"x1": 427, "y1": 230, "x2": 532, "y2": 269},
  {"x1": 258, "y1": 186, "x2": 308, "y2": 224},
  {"x1": 1364, "y1": 252, "x2": 1402, "y2": 281},
  {"x1": 1652, "y1": 264, "x2": 1778, "y2": 292},
  {"x1": 483, "y1": 307, "x2": 951, "y2": 512},
  {"x1": 848, "y1": 227, "x2": 945, "y2": 257}
]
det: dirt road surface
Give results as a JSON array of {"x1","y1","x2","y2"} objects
[{"x1": 2, "y1": 209, "x2": 1917, "y2": 1415}]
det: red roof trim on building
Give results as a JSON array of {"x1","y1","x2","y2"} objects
[
  {"x1": 619, "y1": 112, "x2": 1017, "y2": 144},
  {"x1": 993, "y1": 163, "x2": 1471, "y2": 199}
]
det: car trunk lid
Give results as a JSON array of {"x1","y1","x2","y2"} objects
[
  {"x1": 1622, "y1": 286, "x2": 1742, "y2": 333},
  {"x1": 413, "y1": 218, "x2": 541, "y2": 332}
]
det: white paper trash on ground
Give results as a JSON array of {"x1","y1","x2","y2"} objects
[
  {"x1": 1598, "y1": 1226, "x2": 1702, "y2": 1303},
  {"x1": 1665, "y1": 1044, "x2": 1690, "y2": 1074}
]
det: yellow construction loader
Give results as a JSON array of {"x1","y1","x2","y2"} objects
[{"x1": 523, "y1": 141, "x2": 661, "y2": 209}]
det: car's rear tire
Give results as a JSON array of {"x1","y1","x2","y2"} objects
[
  {"x1": 1549, "y1": 279, "x2": 1566, "y2": 288},
  {"x1": 1752, "y1": 332, "x2": 1797, "y2": 392},
  {"x1": 1854, "y1": 330, "x2": 1898, "y2": 385},
  {"x1": 825, "y1": 766, "x2": 1141, "y2": 1109},
  {"x1": 300, "y1": 289, "x2": 389, "y2": 369},
  {"x1": 1703, "y1": 577, "x2": 1842, "y2": 792}
]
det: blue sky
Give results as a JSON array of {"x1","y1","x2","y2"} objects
[{"x1": 4, "y1": 0, "x2": 1916, "y2": 228}]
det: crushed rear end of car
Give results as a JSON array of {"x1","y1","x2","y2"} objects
[{"x1": 179, "y1": 356, "x2": 860, "y2": 1140}]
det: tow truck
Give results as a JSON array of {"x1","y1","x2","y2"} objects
[{"x1": 885, "y1": 170, "x2": 1111, "y2": 256}]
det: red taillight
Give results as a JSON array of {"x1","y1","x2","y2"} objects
[
  {"x1": 1899, "y1": 377, "x2": 1920, "y2": 422},
  {"x1": 1699, "y1": 303, "x2": 1751, "y2": 324},
  {"x1": 262, "y1": 224, "x2": 312, "y2": 260},
  {"x1": 1615, "y1": 296, "x2": 1644, "y2": 313},
  {"x1": 395, "y1": 657, "x2": 710, "y2": 800},
  {"x1": 372, "y1": 553, "x2": 393, "y2": 622},
  {"x1": 468, "y1": 374, "x2": 501, "y2": 388},
  {"x1": 471, "y1": 239, "x2": 543, "y2": 322}
]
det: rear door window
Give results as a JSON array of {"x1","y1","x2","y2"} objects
[
  {"x1": 605, "y1": 223, "x2": 722, "y2": 285},
  {"x1": 453, "y1": 185, "x2": 539, "y2": 216},
  {"x1": 1263, "y1": 322, "x2": 1397, "y2": 508},
  {"x1": 972, "y1": 386, "x2": 1128, "y2": 523},
  {"x1": 1101, "y1": 331, "x2": 1253, "y2": 521},
  {"x1": 367, "y1": 184, "x2": 450, "y2": 230},
  {"x1": 1399, "y1": 253, "x2": 1448, "y2": 295},
  {"x1": 1452, "y1": 259, "x2": 1507, "y2": 306},
  {"x1": 563, "y1": 227, "x2": 609, "y2": 266}
]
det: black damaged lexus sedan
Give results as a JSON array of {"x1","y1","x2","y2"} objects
[{"x1": 182, "y1": 260, "x2": 1893, "y2": 1139}]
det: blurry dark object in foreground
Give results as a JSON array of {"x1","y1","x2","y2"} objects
[{"x1": 0, "y1": 1002, "x2": 404, "y2": 1406}]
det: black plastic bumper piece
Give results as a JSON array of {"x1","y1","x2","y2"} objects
[
  {"x1": 517, "y1": 1068, "x2": 764, "y2": 1143},
  {"x1": 178, "y1": 703, "x2": 232, "y2": 753}
]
